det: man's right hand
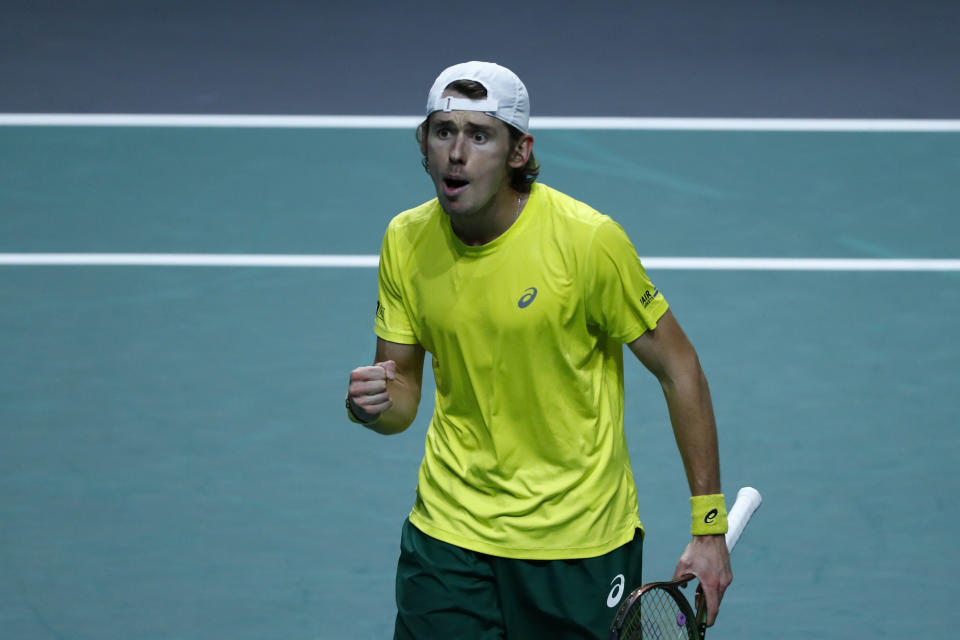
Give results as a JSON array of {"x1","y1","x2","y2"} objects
[{"x1": 347, "y1": 360, "x2": 397, "y2": 423}]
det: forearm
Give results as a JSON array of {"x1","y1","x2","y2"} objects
[
  {"x1": 659, "y1": 364, "x2": 722, "y2": 496},
  {"x1": 348, "y1": 340, "x2": 425, "y2": 435},
  {"x1": 360, "y1": 375, "x2": 420, "y2": 435}
]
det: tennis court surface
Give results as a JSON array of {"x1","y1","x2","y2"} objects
[{"x1": 2, "y1": 121, "x2": 958, "y2": 638}]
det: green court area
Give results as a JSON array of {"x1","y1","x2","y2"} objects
[{"x1": 1, "y1": 126, "x2": 958, "y2": 638}]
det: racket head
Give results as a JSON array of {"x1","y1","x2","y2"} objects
[{"x1": 610, "y1": 580, "x2": 699, "y2": 640}]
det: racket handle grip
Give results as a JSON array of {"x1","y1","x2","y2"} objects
[{"x1": 724, "y1": 487, "x2": 762, "y2": 552}]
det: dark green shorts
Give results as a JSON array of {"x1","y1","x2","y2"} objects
[{"x1": 394, "y1": 519, "x2": 643, "y2": 639}]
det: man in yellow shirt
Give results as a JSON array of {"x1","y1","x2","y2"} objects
[{"x1": 347, "y1": 61, "x2": 732, "y2": 639}]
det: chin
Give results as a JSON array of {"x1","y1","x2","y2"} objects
[
  {"x1": 441, "y1": 201, "x2": 468, "y2": 217},
  {"x1": 437, "y1": 193, "x2": 466, "y2": 214}
]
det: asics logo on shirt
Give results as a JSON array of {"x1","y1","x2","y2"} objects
[
  {"x1": 607, "y1": 573, "x2": 625, "y2": 608},
  {"x1": 518, "y1": 287, "x2": 538, "y2": 308}
]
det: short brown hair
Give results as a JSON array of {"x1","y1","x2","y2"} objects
[{"x1": 417, "y1": 80, "x2": 540, "y2": 193}]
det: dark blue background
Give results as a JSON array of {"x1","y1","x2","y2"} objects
[{"x1": 3, "y1": 0, "x2": 958, "y2": 117}]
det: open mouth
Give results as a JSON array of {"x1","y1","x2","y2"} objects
[{"x1": 442, "y1": 177, "x2": 469, "y2": 196}]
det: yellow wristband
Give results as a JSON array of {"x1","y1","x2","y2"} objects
[
  {"x1": 690, "y1": 494, "x2": 728, "y2": 535},
  {"x1": 345, "y1": 395, "x2": 380, "y2": 425}
]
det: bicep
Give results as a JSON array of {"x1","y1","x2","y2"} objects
[{"x1": 627, "y1": 309, "x2": 700, "y2": 381}]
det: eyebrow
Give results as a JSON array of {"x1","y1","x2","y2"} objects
[
  {"x1": 432, "y1": 117, "x2": 497, "y2": 135},
  {"x1": 464, "y1": 122, "x2": 494, "y2": 134}
]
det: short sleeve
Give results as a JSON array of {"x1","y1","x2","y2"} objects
[
  {"x1": 373, "y1": 222, "x2": 419, "y2": 344},
  {"x1": 585, "y1": 219, "x2": 669, "y2": 343}
]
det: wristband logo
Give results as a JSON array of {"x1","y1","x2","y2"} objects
[{"x1": 704, "y1": 508, "x2": 718, "y2": 525}]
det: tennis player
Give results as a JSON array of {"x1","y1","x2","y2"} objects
[{"x1": 346, "y1": 61, "x2": 732, "y2": 639}]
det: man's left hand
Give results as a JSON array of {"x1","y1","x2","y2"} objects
[{"x1": 672, "y1": 534, "x2": 733, "y2": 626}]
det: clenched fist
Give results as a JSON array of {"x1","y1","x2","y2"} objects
[{"x1": 347, "y1": 360, "x2": 397, "y2": 423}]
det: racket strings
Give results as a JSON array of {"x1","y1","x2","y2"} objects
[{"x1": 619, "y1": 588, "x2": 691, "y2": 640}]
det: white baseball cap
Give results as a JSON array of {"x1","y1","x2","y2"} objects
[{"x1": 425, "y1": 61, "x2": 531, "y2": 133}]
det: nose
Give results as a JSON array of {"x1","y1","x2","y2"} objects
[{"x1": 448, "y1": 133, "x2": 466, "y2": 164}]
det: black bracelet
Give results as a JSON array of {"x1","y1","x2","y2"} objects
[{"x1": 345, "y1": 394, "x2": 380, "y2": 425}]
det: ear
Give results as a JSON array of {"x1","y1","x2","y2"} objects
[
  {"x1": 508, "y1": 133, "x2": 534, "y2": 169},
  {"x1": 416, "y1": 122, "x2": 428, "y2": 157}
]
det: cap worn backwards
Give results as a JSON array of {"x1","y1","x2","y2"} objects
[{"x1": 425, "y1": 61, "x2": 530, "y2": 133}]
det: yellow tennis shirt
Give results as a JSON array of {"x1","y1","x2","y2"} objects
[{"x1": 374, "y1": 183, "x2": 669, "y2": 560}]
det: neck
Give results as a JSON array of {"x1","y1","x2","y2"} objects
[{"x1": 449, "y1": 188, "x2": 527, "y2": 246}]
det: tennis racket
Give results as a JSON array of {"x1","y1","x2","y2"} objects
[{"x1": 609, "y1": 486, "x2": 762, "y2": 640}]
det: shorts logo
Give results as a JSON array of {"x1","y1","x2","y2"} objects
[
  {"x1": 606, "y1": 573, "x2": 625, "y2": 608},
  {"x1": 518, "y1": 287, "x2": 538, "y2": 308},
  {"x1": 704, "y1": 508, "x2": 718, "y2": 525}
]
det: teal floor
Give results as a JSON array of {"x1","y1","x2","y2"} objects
[{"x1": 2, "y1": 126, "x2": 958, "y2": 638}]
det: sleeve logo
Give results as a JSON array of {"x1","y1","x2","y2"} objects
[
  {"x1": 639, "y1": 288, "x2": 660, "y2": 308},
  {"x1": 376, "y1": 300, "x2": 385, "y2": 321}
]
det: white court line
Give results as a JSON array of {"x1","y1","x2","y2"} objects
[
  {"x1": 643, "y1": 257, "x2": 960, "y2": 271},
  {"x1": 0, "y1": 254, "x2": 380, "y2": 267},
  {"x1": 2, "y1": 114, "x2": 960, "y2": 131},
  {"x1": 1, "y1": 254, "x2": 958, "y2": 271}
]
